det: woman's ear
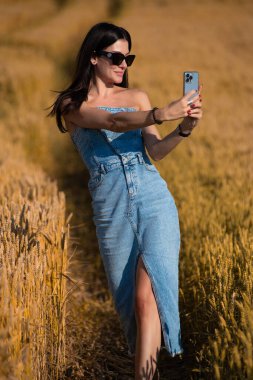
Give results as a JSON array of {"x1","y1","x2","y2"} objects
[{"x1": 90, "y1": 52, "x2": 97, "y2": 65}]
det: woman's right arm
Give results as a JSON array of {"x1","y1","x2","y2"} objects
[
  {"x1": 62, "y1": 89, "x2": 200, "y2": 133},
  {"x1": 63, "y1": 103, "x2": 157, "y2": 133}
]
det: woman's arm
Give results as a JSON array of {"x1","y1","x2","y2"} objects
[
  {"x1": 137, "y1": 90, "x2": 203, "y2": 161},
  {"x1": 136, "y1": 91, "x2": 163, "y2": 161},
  {"x1": 62, "y1": 89, "x2": 200, "y2": 133},
  {"x1": 151, "y1": 101, "x2": 203, "y2": 161},
  {"x1": 151, "y1": 122, "x2": 192, "y2": 161},
  {"x1": 63, "y1": 102, "x2": 156, "y2": 133}
]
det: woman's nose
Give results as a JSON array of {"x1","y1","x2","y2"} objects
[{"x1": 119, "y1": 59, "x2": 127, "y2": 69}]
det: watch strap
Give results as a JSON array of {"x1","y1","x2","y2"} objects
[{"x1": 151, "y1": 107, "x2": 163, "y2": 125}]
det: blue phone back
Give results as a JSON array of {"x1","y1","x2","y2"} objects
[{"x1": 183, "y1": 71, "x2": 199, "y2": 101}]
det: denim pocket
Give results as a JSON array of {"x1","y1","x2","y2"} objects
[{"x1": 88, "y1": 171, "x2": 105, "y2": 191}]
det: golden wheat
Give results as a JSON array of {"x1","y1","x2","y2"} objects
[
  {"x1": 0, "y1": 157, "x2": 69, "y2": 379},
  {"x1": 0, "y1": 0, "x2": 252, "y2": 378}
]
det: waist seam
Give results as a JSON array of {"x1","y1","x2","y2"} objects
[{"x1": 93, "y1": 153, "x2": 145, "y2": 174}]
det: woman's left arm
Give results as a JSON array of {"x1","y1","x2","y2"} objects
[{"x1": 138, "y1": 89, "x2": 203, "y2": 161}]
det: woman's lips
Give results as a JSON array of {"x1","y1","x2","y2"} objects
[{"x1": 115, "y1": 72, "x2": 124, "y2": 76}]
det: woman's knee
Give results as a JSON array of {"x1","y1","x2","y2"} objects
[
  {"x1": 135, "y1": 291, "x2": 156, "y2": 322},
  {"x1": 135, "y1": 256, "x2": 157, "y2": 320}
]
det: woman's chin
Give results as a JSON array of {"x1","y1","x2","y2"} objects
[{"x1": 114, "y1": 77, "x2": 123, "y2": 84}]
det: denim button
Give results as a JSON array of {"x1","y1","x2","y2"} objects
[{"x1": 122, "y1": 157, "x2": 127, "y2": 163}]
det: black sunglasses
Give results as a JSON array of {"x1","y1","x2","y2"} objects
[{"x1": 95, "y1": 50, "x2": 136, "y2": 66}]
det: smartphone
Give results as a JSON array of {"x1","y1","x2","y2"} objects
[{"x1": 183, "y1": 71, "x2": 199, "y2": 102}]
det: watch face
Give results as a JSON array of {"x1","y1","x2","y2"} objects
[
  {"x1": 179, "y1": 131, "x2": 191, "y2": 137},
  {"x1": 178, "y1": 124, "x2": 191, "y2": 137}
]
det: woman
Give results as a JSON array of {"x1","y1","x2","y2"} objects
[{"x1": 48, "y1": 22, "x2": 202, "y2": 379}]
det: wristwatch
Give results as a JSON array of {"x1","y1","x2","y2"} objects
[
  {"x1": 178, "y1": 124, "x2": 191, "y2": 137},
  {"x1": 151, "y1": 107, "x2": 163, "y2": 125}
]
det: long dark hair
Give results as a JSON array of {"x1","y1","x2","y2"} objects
[{"x1": 46, "y1": 22, "x2": 133, "y2": 133}]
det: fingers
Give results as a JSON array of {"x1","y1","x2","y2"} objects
[
  {"x1": 184, "y1": 83, "x2": 203, "y2": 102},
  {"x1": 168, "y1": 88, "x2": 203, "y2": 120},
  {"x1": 184, "y1": 89, "x2": 199, "y2": 100},
  {"x1": 186, "y1": 98, "x2": 202, "y2": 117},
  {"x1": 183, "y1": 84, "x2": 203, "y2": 120},
  {"x1": 190, "y1": 100, "x2": 202, "y2": 109},
  {"x1": 185, "y1": 93, "x2": 200, "y2": 106},
  {"x1": 181, "y1": 90, "x2": 201, "y2": 117},
  {"x1": 187, "y1": 108, "x2": 203, "y2": 119}
]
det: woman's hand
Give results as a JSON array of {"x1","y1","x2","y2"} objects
[
  {"x1": 179, "y1": 84, "x2": 203, "y2": 132},
  {"x1": 162, "y1": 89, "x2": 201, "y2": 121}
]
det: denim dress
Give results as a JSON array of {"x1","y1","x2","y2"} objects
[{"x1": 70, "y1": 106, "x2": 183, "y2": 357}]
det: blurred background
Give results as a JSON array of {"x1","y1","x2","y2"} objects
[{"x1": 0, "y1": 0, "x2": 252, "y2": 379}]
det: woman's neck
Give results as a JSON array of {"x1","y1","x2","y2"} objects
[{"x1": 89, "y1": 76, "x2": 115, "y2": 99}]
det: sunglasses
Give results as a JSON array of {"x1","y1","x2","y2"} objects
[{"x1": 95, "y1": 50, "x2": 136, "y2": 66}]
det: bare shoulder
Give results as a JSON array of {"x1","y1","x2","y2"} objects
[
  {"x1": 119, "y1": 87, "x2": 151, "y2": 110},
  {"x1": 130, "y1": 88, "x2": 162, "y2": 152},
  {"x1": 130, "y1": 88, "x2": 152, "y2": 111}
]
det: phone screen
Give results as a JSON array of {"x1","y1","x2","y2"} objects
[{"x1": 183, "y1": 71, "x2": 199, "y2": 101}]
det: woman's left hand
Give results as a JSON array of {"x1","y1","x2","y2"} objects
[{"x1": 179, "y1": 84, "x2": 203, "y2": 132}]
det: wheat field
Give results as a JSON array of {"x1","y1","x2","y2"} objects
[{"x1": 0, "y1": 0, "x2": 252, "y2": 379}]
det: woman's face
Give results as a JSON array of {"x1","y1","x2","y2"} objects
[{"x1": 92, "y1": 39, "x2": 130, "y2": 85}]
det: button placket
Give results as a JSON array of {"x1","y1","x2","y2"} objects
[
  {"x1": 122, "y1": 162, "x2": 136, "y2": 197},
  {"x1": 98, "y1": 129, "x2": 139, "y2": 197}
]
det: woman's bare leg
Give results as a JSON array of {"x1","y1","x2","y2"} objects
[{"x1": 134, "y1": 255, "x2": 161, "y2": 380}]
